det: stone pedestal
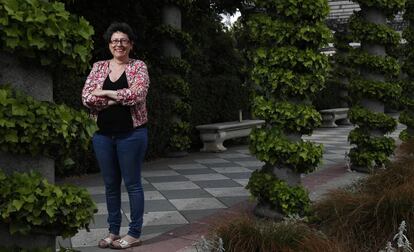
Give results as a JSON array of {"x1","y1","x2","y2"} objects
[
  {"x1": 0, "y1": 224, "x2": 56, "y2": 251},
  {"x1": 0, "y1": 152, "x2": 55, "y2": 183},
  {"x1": 0, "y1": 52, "x2": 53, "y2": 102},
  {"x1": 0, "y1": 52, "x2": 55, "y2": 182},
  {"x1": 254, "y1": 202, "x2": 284, "y2": 221}
]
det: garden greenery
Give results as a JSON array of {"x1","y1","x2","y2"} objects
[
  {"x1": 246, "y1": 0, "x2": 329, "y2": 216},
  {"x1": 0, "y1": 0, "x2": 94, "y2": 73},
  {"x1": 246, "y1": 170, "x2": 311, "y2": 216},
  {"x1": 400, "y1": 0, "x2": 414, "y2": 140},
  {"x1": 348, "y1": 0, "x2": 403, "y2": 169},
  {"x1": 356, "y1": 0, "x2": 405, "y2": 15},
  {"x1": 0, "y1": 170, "x2": 97, "y2": 238},
  {"x1": 315, "y1": 27, "x2": 353, "y2": 111},
  {"x1": 0, "y1": 86, "x2": 96, "y2": 172}
]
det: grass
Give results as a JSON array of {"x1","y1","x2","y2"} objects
[
  {"x1": 208, "y1": 214, "x2": 344, "y2": 252},
  {"x1": 313, "y1": 139, "x2": 414, "y2": 251}
]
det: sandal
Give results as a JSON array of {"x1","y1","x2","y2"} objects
[
  {"x1": 98, "y1": 233, "x2": 121, "y2": 248},
  {"x1": 110, "y1": 237, "x2": 142, "y2": 249}
]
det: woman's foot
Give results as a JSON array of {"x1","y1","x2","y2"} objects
[
  {"x1": 111, "y1": 235, "x2": 142, "y2": 249},
  {"x1": 98, "y1": 233, "x2": 121, "y2": 248}
]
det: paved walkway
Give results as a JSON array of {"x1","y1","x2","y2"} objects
[{"x1": 57, "y1": 124, "x2": 404, "y2": 251}]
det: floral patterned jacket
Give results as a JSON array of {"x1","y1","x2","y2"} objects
[{"x1": 82, "y1": 59, "x2": 149, "y2": 128}]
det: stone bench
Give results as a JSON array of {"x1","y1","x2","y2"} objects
[
  {"x1": 196, "y1": 119, "x2": 265, "y2": 152},
  {"x1": 319, "y1": 108, "x2": 350, "y2": 128}
]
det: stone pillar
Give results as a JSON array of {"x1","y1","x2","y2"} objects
[
  {"x1": 0, "y1": 224, "x2": 56, "y2": 251},
  {"x1": 0, "y1": 52, "x2": 55, "y2": 183},
  {"x1": 161, "y1": 4, "x2": 189, "y2": 157},
  {"x1": 162, "y1": 4, "x2": 181, "y2": 58},
  {"x1": 0, "y1": 52, "x2": 53, "y2": 102}
]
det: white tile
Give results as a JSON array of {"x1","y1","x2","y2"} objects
[
  {"x1": 184, "y1": 173, "x2": 229, "y2": 181},
  {"x1": 194, "y1": 158, "x2": 230, "y2": 164},
  {"x1": 211, "y1": 167, "x2": 252, "y2": 173},
  {"x1": 144, "y1": 190, "x2": 166, "y2": 200},
  {"x1": 152, "y1": 181, "x2": 200, "y2": 191},
  {"x1": 233, "y1": 179, "x2": 249, "y2": 187},
  {"x1": 169, "y1": 198, "x2": 226, "y2": 211},
  {"x1": 204, "y1": 187, "x2": 250, "y2": 197},
  {"x1": 169, "y1": 164, "x2": 208, "y2": 170},
  {"x1": 121, "y1": 191, "x2": 165, "y2": 201},
  {"x1": 86, "y1": 186, "x2": 105, "y2": 195},
  {"x1": 323, "y1": 154, "x2": 347, "y2": 160},
  {"x1": 142, "y1": 170, "x2": 180, "y2": 177},
  {"x1": 142, "y1": 211, "x2": 188, "y2": 226}
]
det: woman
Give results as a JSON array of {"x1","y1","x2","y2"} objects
[{"x1": 82, "y1": 22, "x2": 149, "y2": 249}]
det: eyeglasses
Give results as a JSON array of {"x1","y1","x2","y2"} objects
[{"x1": 110, "y1": 39, "x2": 130, "y2": 45}]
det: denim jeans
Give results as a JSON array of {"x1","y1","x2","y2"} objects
[{"x1": 92, "y1": 127, "x2": 147, "y2": 238}]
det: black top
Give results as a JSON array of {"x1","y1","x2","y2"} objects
[{"x1": 97, "y1": 72, "x2": 133, "y2": 134}]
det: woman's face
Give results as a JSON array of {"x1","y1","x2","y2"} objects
[{"x1": 109, "y1": 31, "x2": 133, "y2": 60}]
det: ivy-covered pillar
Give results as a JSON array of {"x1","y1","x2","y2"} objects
[
  {"x1": 160, "y1": 1, "x2": 192, "y2": 157},
  {"x1": 401, "y1": 0, "x2": 414, "y2": 140},
  {"x1": 0, "y1": 54, "x2": 56, "y2": 183},
  {"x1": 348, "y1": 0, "x2": 403, "y2": 172},
  {"x1": 0, "y1": 0, "x2": 94, "y2": 183},
  {"x1": 245, "y1": 0, "x2": 330, "y2": 219}
]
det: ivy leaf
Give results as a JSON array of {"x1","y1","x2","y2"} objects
[
  {"x1": 12, "y1": 199, "x2": 23, "y2": 210},
  {"x1": 5, "y1": 130, "x2": 18, "y2": 142},
  {"x1": 11, "y1": 103, "x2": 27, "y2": 116}
]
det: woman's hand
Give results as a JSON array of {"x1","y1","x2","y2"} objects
[
  {"x1": 91, "y1": 89, "x2": 108, "y2": 97},
  {"x1": 92, "y1": 89, "x2": 118, "y2": 100}
]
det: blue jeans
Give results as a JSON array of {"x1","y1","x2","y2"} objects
[{"x1": 92, "y1": 127, "x2": 147, "y2": 238}]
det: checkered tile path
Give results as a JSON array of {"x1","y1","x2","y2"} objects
[{"x1": 60, "y1": 124, "x2": 405, "y2": 251}]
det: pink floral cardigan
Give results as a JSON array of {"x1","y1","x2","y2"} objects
[{"x1": 82, "y1": 59, "x2": 149, "y2": 128}]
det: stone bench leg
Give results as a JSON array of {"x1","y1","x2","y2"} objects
[
  {"x1": 321, "y1": 114, "x2": 338, "y2": 128},
  {"x1": 200, "y1": 141, "x2": 227, "y2": 152},
  {"x1": 200, "y1": 132, "x2": 227, "y2": 152},
  {"x1": 337, "y1": 118, "x2": 352, "y2": 125}
]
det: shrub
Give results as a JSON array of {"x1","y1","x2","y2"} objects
[{"x1": 0, "y1": 170, "x2": 97, "y2": 238}]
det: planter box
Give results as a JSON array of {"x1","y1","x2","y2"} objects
[{"x1": 0, "y1": 224, "x2": 56, "y2": 250}]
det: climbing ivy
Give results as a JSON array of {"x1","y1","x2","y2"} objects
[
  {"x1": 0, "y1": 0, "x2": 94, "y2": 73},
  {"x1": 400, "y1": 0, "x2": 414, "y2": 140},
  {"x1": 157, "y1": 1, "x2": 192, "y2": 153},
  {"x1": 246, "y1": 170, "x2": 311, "y2": 216},
  {"x1": 0, "y1": 86, "x2": 96, "y2": 170},
  {"x1": 246, "y1": 0, "x2": 330, "y2": 217},
  {"x1": 348, "y1": 0, "x2": 403, "y2": 169}
]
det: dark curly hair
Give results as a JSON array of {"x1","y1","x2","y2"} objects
[{"x1": 103, "y1": 22, "x2": 137, "y2": 44}]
